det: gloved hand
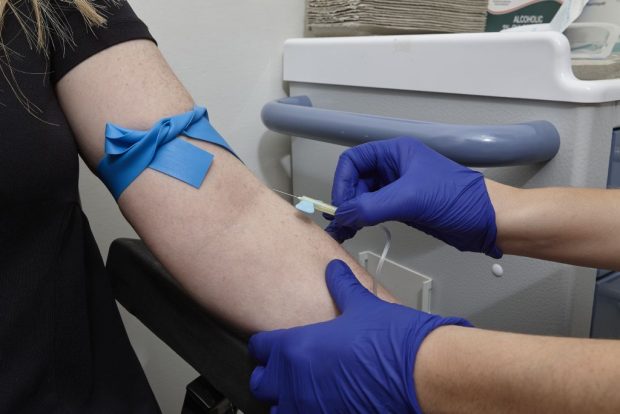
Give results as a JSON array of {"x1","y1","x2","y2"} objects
[
  {"x1": 326, "y1": 137, "x2": 502, "y2": 258},
  {"x1": 248, "y1": 259, "x2": 472, "y2": 414}
]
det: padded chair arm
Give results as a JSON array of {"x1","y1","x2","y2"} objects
[{"x1": 106, "y1": 238, "x2": 268, "y2": 414}]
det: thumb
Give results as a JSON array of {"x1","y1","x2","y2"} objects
[
  {"x1": 334, "y1": 182, "x2": 402, "y2": 230},
  {"x1": 325, "y1": 259, "x2": 377, "y2": 313},
  {"x1": 249, "y1": 366, "x2": 278, "y2": 402},
  {"x1": 325, "y1": 220, "x2": 358, "y2": 244},
  {"x1": 249, "y1": 329, "x2": 284, "y2": 364}
]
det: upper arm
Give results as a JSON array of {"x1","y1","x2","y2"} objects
[{"x1": 56, "y1": 39, "x2": 194, "y2": 169}]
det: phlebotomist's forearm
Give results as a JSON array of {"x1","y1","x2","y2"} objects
[
  {"x1": 415, "y1": 325, "x2": 620, "y2": 413},
  {"x1": 487, "y1": 180, "x2": 620, "y2": 270}
]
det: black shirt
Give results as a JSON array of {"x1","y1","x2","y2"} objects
[{"x1": 0, "y1": 1, "x2": 160, "y2": 412}]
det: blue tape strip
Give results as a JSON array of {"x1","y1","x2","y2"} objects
[{"x1": 97, "y1": 106, "x2": 235, "y2": 199}]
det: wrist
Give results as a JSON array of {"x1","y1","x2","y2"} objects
[
  {"x1": 484, "y1": 179, "x2": 522, "y2": 254},
  {"x1": 412, "y1": 325, "x2": 470, "y2": 413},
  {"x1": 409, "y1": 316, "x2": 473, "y2": 413}
]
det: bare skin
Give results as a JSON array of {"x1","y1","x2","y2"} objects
[
  {"x1": 56, "y1": 39, "x2": 395, "y2": 333},
  {"x1": 414, "y1": 180, "x2": 620, "y2": 413},
  {"x1": 487, "y1": 180, "x2": 620, "y2": 270},
  {"x1": 416, "y1": 325, "x2": 620, "y2": 413}
]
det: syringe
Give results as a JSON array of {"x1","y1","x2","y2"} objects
[{"x1": 273, "y1": 189, "x2": 337, "y2": 216}]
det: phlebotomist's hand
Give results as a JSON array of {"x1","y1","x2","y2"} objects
[
  {"x1": 248, "y1": 260, "x2": 471, "y2": 413},
  {"x1": 326, "y1": 137, "x2": 503, "y2": 258}
]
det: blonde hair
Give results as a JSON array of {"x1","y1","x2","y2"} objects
[
  {"x1": 0, "y1": 0, "x2": 108, "y2": 51},
  {"x1": 0, "y1": 0, "x2": 111, "y2": 118}
]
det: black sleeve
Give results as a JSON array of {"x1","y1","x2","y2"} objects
[{"x1": 51, "y1": 0, "x2": 156, "y2": 83}]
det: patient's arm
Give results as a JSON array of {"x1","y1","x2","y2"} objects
[{"x1": 56, "y1": 39, "x2": 394, "y2": 332}]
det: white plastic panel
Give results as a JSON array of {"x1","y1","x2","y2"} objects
[
  {"x1": 359, "y1": 251, "x2": 432, "y2": 312},
  {"x1": 284, "y1": 31, "x2": 620, "y2": 103}
]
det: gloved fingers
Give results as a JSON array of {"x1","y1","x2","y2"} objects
[
  {"x1": 277, "y1": 398, "x2": 301, "y2": 414},
  {"x1": 331, "y1": 153, "x2": 360, "y2": 207},
  {"x1": 249, "y1": 366, "x2": 279, "y2": 402},
  {"x1": 326, "y1": 259, "x2": 379, "y2": 313},
  {"x1": 332, "y1": 190, "x2": 388, "y2": 231},
  {"x1": 326, "y1": 176, "x2": 378, "y2": 240},
  {"x1": 270, "y1": 406, "x2": 278, "y2": 414},
  {"x1": 353, "y1": 177, "x2": 381, "y2": 202},
  {"x1": 324, "y1": 221, "x2": 357, "y2": 243},
  {"x1": 333, "y1": 181, "x2": 403, "y2": 229},
  {"x1": 324, "y1": 177, "x2": 375, "y2": 222},
  {"x1": 249, "y1": 330, "x2": 284, "y2": 364},
  {"x1": 321, "y1": 212, "x2": 334, "y2": 221},
  {"x1": 332, "y1": 144, "x2": 384, "y2": 206}
]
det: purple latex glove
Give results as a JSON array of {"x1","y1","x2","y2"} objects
[
  {"x1": 248, "y1": 260, "x2": 472, "y2": 413},
  {"x1": 326, "y1": 137, "x2": 502, "y2": 258}
]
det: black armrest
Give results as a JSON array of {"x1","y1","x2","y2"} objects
[{"x1": 106, "y1": 238, "x2": 269, "y2": 414}]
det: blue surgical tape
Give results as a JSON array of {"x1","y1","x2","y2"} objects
[{"x1": 97, "y1": 106, "x2": 236, "y2": 199}]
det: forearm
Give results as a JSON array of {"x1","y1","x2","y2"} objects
[
  {"x1": 415, "y1": 325, "x2": 620, "y2": 413},
  {"x1": 486, "y1": 179, "x2": 620, "y2": 269},
  {"x1": 119, "y1": 144, "x2": 393, "y2": 332}
]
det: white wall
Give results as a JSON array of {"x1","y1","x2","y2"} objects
[{"x1": 78, "y1": 1, "x2": 305, "y2": 412}]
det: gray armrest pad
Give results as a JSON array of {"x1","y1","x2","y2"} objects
[{"x1": 106, "y1": 238, "x2": 268, "y2": 414}]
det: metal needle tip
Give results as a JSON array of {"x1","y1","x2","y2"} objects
[{"x1": 272, "y1": 189, "x2": 299, "y2": 199}]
